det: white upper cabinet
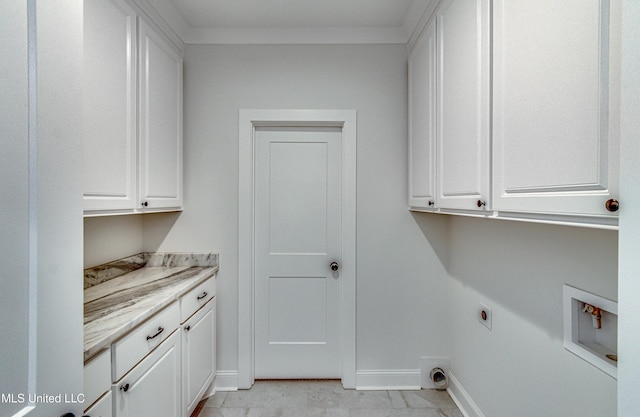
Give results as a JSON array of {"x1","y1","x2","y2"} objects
[
  {"x1": 436, "y1": 0, "x2": 491, "y2": 212},
  {"x1": 83, "y1": 0, "x2": 183, "y2": 215},
  {"x1": 492, "y1": 0, "x2": 620, "y2": 224},
  {"x1": 139, "y1": 20, "x2": 183, "y2": 211},
  {"x1": 83, "y1": 0, "x2": 137, "y2": 212},
  {"x1": 409, "y1": 0, "x2": 620, "y2": 228},
  {"x1": 408, "y1": 18, "x2": 437, "y2": 210}
]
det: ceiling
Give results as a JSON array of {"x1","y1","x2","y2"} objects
[
  {"x1": 155, "y1": 0, "x2": 432, "y2": 44},
  {"x1": 168, "y1": 0, "x2": 416, "y2": 29}
]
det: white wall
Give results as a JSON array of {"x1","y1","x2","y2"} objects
[
  {"x1": 142, "y1": 44, "x2": 451, "y2": 383},
  {"x1": 2, "y1": 1, "x2": 84, "y2": 415},
  {"x1": 84, "y1": 215, "x2": 144, "y2": 267},
  {"x1": 447, "y1": 217, "x2": 618, "y2": 417}
]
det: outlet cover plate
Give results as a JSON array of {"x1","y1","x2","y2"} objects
[{"x1": 478, "y1": 301, "x2": 492, "y2": 330}]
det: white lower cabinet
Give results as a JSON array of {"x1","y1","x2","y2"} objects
[
  {"x1": 113, "y1": 331, "x2": 181, "y2": 417},
  {"x1": 182, "y1": 298, "x2": 216, "y2": 417},
  {"x1": 84, "y1": 348, "x2": 112, "y2": 416},
  {"x1": 85, "y1": 278, "x2": 217, "y2": 417},
  {"x1": 85, "y1": 391, "x2": 113, "y2": 417}
]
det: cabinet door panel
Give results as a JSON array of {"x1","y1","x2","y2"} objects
[
  {"x1": 83, "y1": 0, "x2": 137, "y2": 212},
  {"x1": 182, "y1": 299, "x2": 215, "y2": 417},
  {"x1": 493, "y1": 0, "x2": 620, "y2": 219},
  {"x1": 408, "y1": 19, "x2": 437, "y2": 210},
  {"x1": 139, "y1": 21, "x2": 183, "y2": 210},
  {"x1": 85, "y1": 391, "x2": 113, "y2": 417},
  {"x1": 436, "y1": 0, "x2": 491, "y2": 210},
  {"x1": 114, "y1": 332, "x2": 181, "y2": 417}
]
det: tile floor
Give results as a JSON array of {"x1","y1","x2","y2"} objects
[{"x1": 193, "y1": 380, "x2": 464, "y2": 417}]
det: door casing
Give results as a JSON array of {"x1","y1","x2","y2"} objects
[{"x1": 238, "y1": 109, "x2": 357, "y2": 389}]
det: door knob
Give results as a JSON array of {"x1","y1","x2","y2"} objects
[
  {"x1": 330, "y1": 262, "x2": 339, "y2": 272},
  {"x1": 605, "y1": 199, "x2": 619, "y2": 212}
]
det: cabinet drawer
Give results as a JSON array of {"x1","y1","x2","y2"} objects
[
  {"x1": 84, "y1": 390, "x2": 112, "y2": 417},
  {"x1": 84, "y1": 348, "x2": 111, "y2": 410},
  {"x1": 180, "y1": 276, "x2": 216, "y2": 323},
  {"x1": 113, "y1": 301, "x2": 179, "y2": 381}
]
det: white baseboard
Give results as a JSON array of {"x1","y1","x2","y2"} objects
[
  {"x1": 214, "y1": 370, "x2": 239, "y2": 391},
  {"x1": 355, "y1": 369, "x2": 421, "y2": 390},
  {"x1": 446, "y1": 371, "x2": 485, "y2": 417},
  {"x1": 419, "y1": 356, "x2": 450, "y2": 389}
]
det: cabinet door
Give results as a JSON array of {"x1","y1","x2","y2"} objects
[
  {"x1": 83, "y1": 0, "x2": 137, "y2": 212},
  {"x1": 182, "y1": 298, "x2": 215, "y2": 417},
  {"x1": 114, "y1": 331, "x2": 181, "y2": 417},
  {"x1": 85, "y1": 391, "x2": 113, "y2": 417},
  {"x1": 436, "y1": 0, "x2": 491, "y2": 211},
  {"x1": 139, "y1": 21, "x2": 183, "y2": 211},
  {"x1": 408, "y1": 18, "x2": 437, "y2": 210},
  {"x1": 493, "y1": 0, "x2": 620, "y2": 223}
]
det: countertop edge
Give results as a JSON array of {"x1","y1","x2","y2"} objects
[{"x1": 83, "y1": 265, "x2": 218, "y2": 362}]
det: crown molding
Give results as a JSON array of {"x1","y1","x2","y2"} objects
[{"x1": 183, "y1": 26, "x2": 407, "y2": 45}]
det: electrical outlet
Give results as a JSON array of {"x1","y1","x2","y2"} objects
[{"x1": 478, "y1": 301, "x2": 492, "y2": 330}]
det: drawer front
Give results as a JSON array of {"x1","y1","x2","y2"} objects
[
  {"x1": 84, "y1": 390, "x2": 112, "y2": 417},
  {"x1": 84, "y1": 348, "x2": 111, "y2": 409},
  {"x1": 180, "y1": 276, "x2": 216, "y2": 323},
  {"x1": 113, "y1": 301, "x2": 179, "y2": 381}
]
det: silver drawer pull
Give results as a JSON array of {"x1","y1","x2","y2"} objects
[
  {"x1": 197, "y1": 291, "x2": 208, "y2": 300},
  {"x1": 146, "y1": 326, "x2": 164, "y2": 341}
]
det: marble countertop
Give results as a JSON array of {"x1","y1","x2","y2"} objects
[{"x1": 83, "y1": 254, "x2": 218, "y2": 361}]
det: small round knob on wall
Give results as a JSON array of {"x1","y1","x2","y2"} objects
[
  {"x1": 330, "y1": 262, "x2": 339, "y2": 272},
  {"x1": 605, "y1": 199, "x2": 619, "y2": 212}
]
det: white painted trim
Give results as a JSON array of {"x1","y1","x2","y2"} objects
[
  {"x1": 238, "y1": 109, "x2": 357, "y2": 390},
  {"x1": 355, "y1": 369, "x2": 421, "y2": 391},
  {"x1": 447, "y1": 371, "x2": 485, "y2": 417},
  {"x1": 184, "y1": 26, "x2": 407, "y2": 45},
  {"x1": 405, "y1": 0, "x2": 440, "y2": 54},
  {"x1": 214, "y1": 370, "x2": 239, "y2": 392}
]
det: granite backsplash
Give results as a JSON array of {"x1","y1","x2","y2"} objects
[{"x1": 84, "y1": 252, "x2": 219, "y2": 289}]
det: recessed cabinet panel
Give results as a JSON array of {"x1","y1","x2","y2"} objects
[
  {"x1": 83, "y1": 0, "x2": 137, "y2": 211},
  {"x1": 114, "y1": 332, "x2": 181, "y2": 417},
  {"x1": 493, "y1": 0, "x2": 620, "y2": 219},
  {"x1": 139, "y1": 21, "x2": 183, "y2": 210},
  {"x1": 436, "y1": 0, "x2": 491, "y2": 211},
  {"x1": 408, "y1": 19, "x2": 437, "y2": 210},
  {"x1": 182, "y1": 298, "x2": 215, "y2": 417},
  {"x1": 84, "y1": 391, "x2": 113, "y2": 417}
]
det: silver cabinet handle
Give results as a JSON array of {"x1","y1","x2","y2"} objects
[{"x1": 146, "y1": 326, "x2": 164, "y2": 341}]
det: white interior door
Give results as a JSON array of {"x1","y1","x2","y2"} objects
[{"x1": 254, "y1": 126, "x2": 342, "y2": 379}]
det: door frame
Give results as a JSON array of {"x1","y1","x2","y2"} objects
[{"x1": 238, "y1": 109, "x2": 357, "y2": 389}]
